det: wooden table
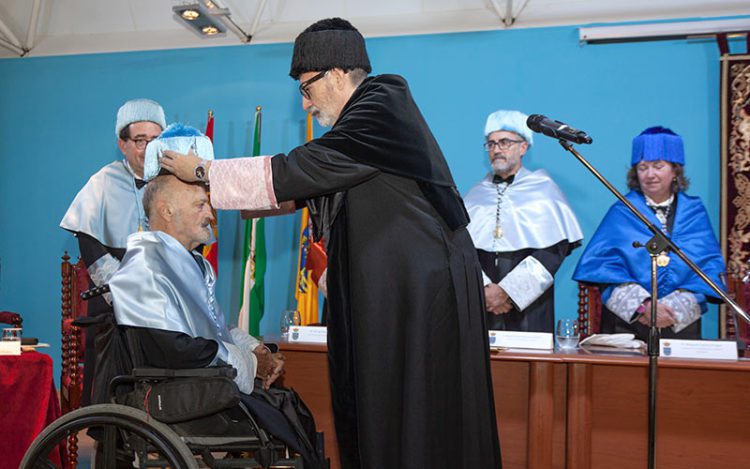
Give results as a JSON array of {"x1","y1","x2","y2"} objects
[{"x1": 278, "y1": 341, "x2": 750, "y2": 469}]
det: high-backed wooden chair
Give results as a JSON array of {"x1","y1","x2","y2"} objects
[
  {"x1": 579, "y1": 275, "x2": 750, "y2": 348},
  {"x1": 60, "y1": 252, "x2": 91, "y2": 467},
  {"x1": 577, "y1": 283, "x2": 602, "y2": 338},
  {"x1": 725, "y1": 274, "x2": 750, "y2": 350}
]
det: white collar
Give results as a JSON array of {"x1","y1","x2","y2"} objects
[{"x1": 644, "y1": 193, "x2": 674, "y2": 208}]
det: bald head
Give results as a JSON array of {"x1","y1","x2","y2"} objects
[{"x1": 143, "y1": 175, "x2": 214, "y2": 251}]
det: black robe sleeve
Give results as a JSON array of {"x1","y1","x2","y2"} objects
[
  {"x1": 271, "y1": 142, "x2": 381, "y2": 202},
  {"x1": 530, "y1": 239, "x2": 573, "y2": 277},
  {"x1": 126, "y1": 327, "x2": 218, "y2": 369},
  {"x1": 77, "y1": 231, "x2": 126, "y2": 268}
]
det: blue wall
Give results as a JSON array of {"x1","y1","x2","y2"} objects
[{"x1": 0, "y1": 21, "x2": 742, "y2": 381}]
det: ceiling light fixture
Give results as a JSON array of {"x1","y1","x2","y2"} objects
[
  {"x1": 172, "y1": 1, "x2": 253, "y2": 42},
  {"x1": 202, "y1": 25, "x2": 219, "y2": 35},
  {"x1": 181, "y1": 9, "x2": 200, "y2": 21},
  {"x1": 172, "y1": 2, "x2": 226, "y2": 38}
]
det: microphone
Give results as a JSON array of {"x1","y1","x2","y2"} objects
[{"x1": 526, "y1": 114, "x2": 593, "y2": 145}]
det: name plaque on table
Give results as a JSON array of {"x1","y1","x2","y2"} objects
[
  {"x1": 488, "y1": 330, "x2": 554, "y2": 350},
  {"x1": 0, "y1": 340, "x2": 21, "y2": 355},
  {"x1": 660, "y1": 339, "x2": 738, "y2": 360},
  {"x1": 288, "y1": 326, "x2": 327, "y2": 344}
]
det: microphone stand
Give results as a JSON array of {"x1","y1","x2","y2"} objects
[{"x1": 558, "y1": 140, "x2": 750, "y2": 469}]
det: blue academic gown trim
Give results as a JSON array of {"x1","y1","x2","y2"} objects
[{"x1": 573, "y1": 191, "x2": 725, "y2": 301}]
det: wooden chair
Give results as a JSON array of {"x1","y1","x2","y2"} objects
[
  {"x1": 60, "y1": 252, "x2": 91, "y2": 467},
  {"x1": 577, "y1": 282, "x2": 602, "y2": 338},
  {"x1": 579, "y1": 276, "x2": 750, "y2": 348},
  {"x1": 725, "y1": 274, "x2": 750, "y2": 350}
]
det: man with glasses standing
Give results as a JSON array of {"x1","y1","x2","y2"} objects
[
  {"x1": 161, "y1": 17, "x2": 501, "y2": 469},
  {"x1": 464, "y1": 109, "x2": 583, "y2": 332},
  {"x1": 60, "y1": 98, "x2": 166, "y2": 405}
]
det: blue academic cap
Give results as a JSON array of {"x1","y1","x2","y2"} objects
[
  {"x1": 485, "y1": 110, "x2": 533, "y2": 146},
  {"x1": 144, "y1": 123, "x2": 214, "y2": 181},
  {"x1": 631, "y1": 126, "x2": 685, "y2": 166}
]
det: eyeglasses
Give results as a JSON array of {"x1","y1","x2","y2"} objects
[
  {"x1": 484, "y1": 138, "x2": 525, "y2": 151},
  {"x1": 126, "y1": 137, "x2": 157, "y2": 150},
  {"x1": 299, "y1": 71, "x2": 328, "y2": 100}
]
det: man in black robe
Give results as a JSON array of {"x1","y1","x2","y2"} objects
[{"x1": 162, "y1": 17, "x2": 501, "y2": 469}]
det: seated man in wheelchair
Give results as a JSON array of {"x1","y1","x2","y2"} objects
[{"x1": 105, "y1": 125, "x2": 325, "y2": 468}]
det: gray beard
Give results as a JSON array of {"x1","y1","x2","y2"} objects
[
  {"x1": 491, "y1": 158, "x2": 515, "y2": 175},
  {"x1": 311, "y1": 107, "x2": 336, "y2": 127}
]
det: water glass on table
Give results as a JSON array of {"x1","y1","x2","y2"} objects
[
  {"x1": 556, "y1": 319, "x2": 579, "y2": 350},
  {"x1": 2, "y1": 327, "x2": 21, "y2": 342},
  {"x1": 280, "y1": 310, "x2": 302, "y2": 339}
]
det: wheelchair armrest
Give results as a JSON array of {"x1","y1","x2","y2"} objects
[
  {"x1": 132, "y1": 365, "x2": 238, "y2": 379},
  {"x1": 265, "y1": 342, "x2": 279, "y2": 354},
  {"x1": 108, "y1": 366, "x2": 238, "y2": 402}
]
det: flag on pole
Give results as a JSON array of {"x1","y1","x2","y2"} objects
[
  {"x1": 295, "y1": 113, "x2": 322, "y2": 325},
  {"x1": 202, "y1": 110, "x2": 219, "y2": 275},
  {"x1": 237, "y1": 107, "x2": 267, "y2": 336}
]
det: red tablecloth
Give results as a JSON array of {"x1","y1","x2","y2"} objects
[{"x1": 0, "y1": 351, "x2": 62, "y2": 469}]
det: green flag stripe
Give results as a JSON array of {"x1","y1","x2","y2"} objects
[{"x1": 239, "y1": 107, "x2": 266, "y2": 336}]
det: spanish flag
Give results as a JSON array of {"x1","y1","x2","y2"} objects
[
  {"x1": 295, "y1": 113, "x2": 323, "y2": 325},
  {"x1": 202, "y1": 110, "x2": 219, "y2": 275}
]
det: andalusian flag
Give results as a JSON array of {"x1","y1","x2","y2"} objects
[
  {"x1": 295, "y1": 113, "x2": 321, "y2": 325},
  {"x1": 237, "y1": 107, "x2": 266, "y2": 336},
  {"x1": 202, "y1": 110, "x2": 219, "y2": 275}
]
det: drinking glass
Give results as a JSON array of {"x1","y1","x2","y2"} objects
[
  {"x1": 280, "y1": 310, "x2": 302, "y2": 338},
  {"x1": 2, "y1": 327, "x2": 21, "y2": 342},
  {"x1": 556, "y1": 319, "x2": 579, "y2": 350}
]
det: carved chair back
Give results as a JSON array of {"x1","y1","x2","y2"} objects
[
  {"x1": 577, "y1": 282, "x2": 602, "y2": 338},
  {"x1": 60, "y1": 252, "x2": 90, "y2": 467}
]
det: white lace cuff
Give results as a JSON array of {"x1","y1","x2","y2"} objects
[
  {"x1": 605, "y1": 283, "x2": 650, "y2": 323},
  {"x1": 498, "y1": 256, "x2": 553, "y2": 311},
  {"x1": 230, "y1": 327, "x2": 262, "y2": 350},
  {"x1": 224, "y1": 341, "x2": 257, "y2": 395},
  {"x1": 660, "y1": 290, "x2": 701, "y2": 333},
  {"x1": 87, "y1": 253, "x2": 120, "y2": 305},
  {"x1": 209, "y1": 157, "x2": 279, "y2": 210}
]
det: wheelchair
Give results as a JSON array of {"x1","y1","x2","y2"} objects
[{"x1": 22, "y1": 285, "x2": 327, "y2": 469}]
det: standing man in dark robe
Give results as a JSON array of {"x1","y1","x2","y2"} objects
[
  {"x1": 59, "y1": 98, "x2": 166, "y2": 405},
  {"x1": 161, "y1": 17, "x2": 501, "y2": 469},
  {"x1": 464, "y1": 110, "x2": 583, "y2": 332}
]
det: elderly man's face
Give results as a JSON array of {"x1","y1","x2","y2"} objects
[
  {"x1": 486, "y1": 130, "x2": 528, "y2": 177},
  {"x1": 118, "y1": 121, "x2": 162, "y2": 178},
  {"x1": 171, "y1": 183, "x2": 214, "y2": 251},
  {"x1": 299, "y1": 70, "x2": 340, "y2": 127}
]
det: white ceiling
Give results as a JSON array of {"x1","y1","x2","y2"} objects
[{"x1": 0, "y1": 0, "x2": 749, "y2": 59}]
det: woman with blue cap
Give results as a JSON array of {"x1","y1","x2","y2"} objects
[{"x1": 573, "y1": 127, "x2": 725, "y2": 340}]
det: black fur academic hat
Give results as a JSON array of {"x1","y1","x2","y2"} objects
[{"x1": 289, "y1": 18, "x2": 371, "y2": 80}]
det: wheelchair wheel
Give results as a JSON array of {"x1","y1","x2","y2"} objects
[{"x1": 21, "y1": 403, "x2": 198, "y2": 469}]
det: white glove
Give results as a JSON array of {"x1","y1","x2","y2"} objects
[{"x1": 580, "y1": 333, "x2": 645, "y2": 349}]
